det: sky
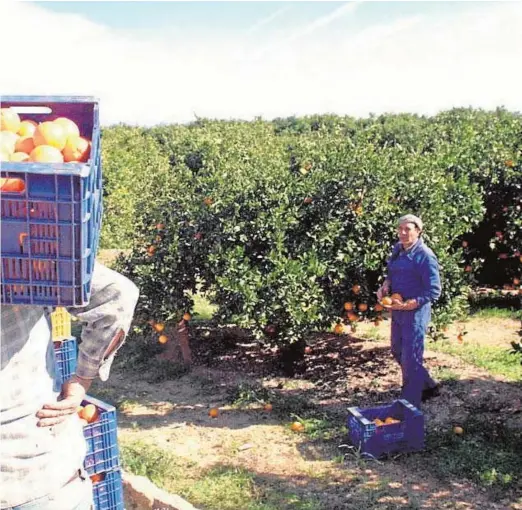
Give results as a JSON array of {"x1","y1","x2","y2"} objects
[{"x1": 1, "y1": 1, "x2": 521, "y2": 126}]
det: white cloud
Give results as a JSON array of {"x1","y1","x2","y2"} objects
[{"x1": 1, "y1": 1, "x2": 521, "y2": 126}]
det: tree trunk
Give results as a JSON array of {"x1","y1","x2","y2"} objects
[
  {"x1": 155, "y1": 319, "x2": 192, "y2": 367},
  {"x1": 279, "y1": 339, "x2": 306, "y2": 377}
]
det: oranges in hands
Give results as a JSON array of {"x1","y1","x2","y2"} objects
[{"x1": 381, "y1": 296, "x2": 393, "y2": 306}]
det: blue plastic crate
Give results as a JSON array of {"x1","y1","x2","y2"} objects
[
  {"x1": 346, "y1": 399, "x2": 424, "y2": 459},
  {"x1": 92, "y1": 468, "x2": 124, "y2": 510},
  {"x1": 82, "y1": 395, "x2": 120, "y2": 475},
  {"x1": 53, "y1": 336, "x2": 78, "y2": 385},
  {"x1": 1, "y1": 96, "x2": 102, "y2": 307}
]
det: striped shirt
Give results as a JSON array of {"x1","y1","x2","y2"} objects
[{"x1": 0, "y1": 262, "x2": 139, "y2": 508}]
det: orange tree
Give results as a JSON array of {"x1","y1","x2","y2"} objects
[{"x1": 110, "y1": 119, "x2": 485, "y2": 372}]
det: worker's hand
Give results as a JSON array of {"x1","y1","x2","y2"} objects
[
  {"x1": 376, "y1": 280, "x2": 390, "y2": 301},
  {"x1": 390, "y1": 299, "x2": 418, "y2": 311},
  {"x1": 36, "y1": 375, "x2": 92, "y2": 427}
]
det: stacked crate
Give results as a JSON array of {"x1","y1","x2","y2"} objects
[
  {"x1": 82, "y1": 395, "x2": 124, "y2": 510},
  {"x1": 52, "y1": 316, "x2": 124, "y2": 509}
]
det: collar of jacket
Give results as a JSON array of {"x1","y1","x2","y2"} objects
[{"x1": 400, "y1": 238, "x2": 423, "y2": 259}]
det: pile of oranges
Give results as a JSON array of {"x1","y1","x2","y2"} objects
[
  {"x1": 0, "y1": 107, "x2": 91, "y2": 164},
  {"x1": 373, "y1": 417, "x2": 401, "y2": 426}
]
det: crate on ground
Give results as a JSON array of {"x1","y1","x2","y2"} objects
[
  {"x1": 81, "y1": 395, "x2": 120, "y2": 476},
  {"x1": 346, "y1": 399, "x2": 424, "y2": 459},
  {"x1": 51, "y1": 306, "x2": 72, "y2": 340},
  {"x1": 53, "y1": 336, "x2": 78, "y2": 384},
  {"x1": 1, "y1": 95, "x2": 102, "y2": 307},
  {"x1": 91, "y1": 468, "x2": 124, "y2": 510}
]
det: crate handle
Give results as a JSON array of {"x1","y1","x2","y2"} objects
[
  {"x1": 9, "y1": 106, "x2": 52, "y2": 115},
  {"x1": 0, "y1": 177, "x2": 26, "y2": 194}
]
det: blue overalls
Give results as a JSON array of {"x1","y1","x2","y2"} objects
[{"x1": 387, "y1": 238, "x2": 442, "y2": 408}]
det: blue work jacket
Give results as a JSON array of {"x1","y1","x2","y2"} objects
[{"x1": 387, "y1": 238, "x2": 442, "y2": 308}]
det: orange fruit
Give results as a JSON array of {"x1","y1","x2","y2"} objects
[
  {"x1": 0, "y1": 131, "x2": 20, "y2": 154},
  {"x1": 17, "y1": 120, "x2": 37, "y2": 137},
  {"x1": 90, "y1": 473, "x2": 104, "y2": 483},
  {"x1": 264, "y1": 403, "x2": 273, "y2": 412},
  {"x1": 77, "y1": 405, "x2": 84, "y2": 417},
  {"x1": 183, "y1": 313, "x2": 191, "y2": 321},
  {"x1": 374, "y1": 304, "x2": 384, "y2": 312},
  {"x1": 347, "y1": 312, "x2": 358, "y2": 322},
  {"x1": 352, "y1": 284, "x2": 361, "y2": 294},
  {"x1": 79, "y1": 404, "x2": 99, "y2": 424},
  {"x1": 63, "y1": 135, "x2": 90, "y2": 163},
  {"x1": 453, "y1": 426, "x2": 464, "y2": 435},
  {"x1": 1, "y1": 177, "x2": 26, "y2": 192},
  {"x1": 373, "y1": 418, "x2": 384, "y2": 426},
  {"x1": 334, "y1": 323, "x2": 344, "y2": 335},
  {"x1": 358, "y1": 303, "x2": 368, "y2": 312},
  {"x1": 33, "y1": 121, "x2": 67, "y2": 150},
  {"x1": 15, "y1": 136, "x2": 35, "y2": 154},
  {"x1": 10, "y1": 152, "x2": 30, "y2": 162},
  {"x1": 29, "y1": 145, "x2": 64, "y2": 163},
  {"x1": 209, "y1": 407, "x2": 219, "y2": 418},
  {"x1": 53, "y1": 117, "x2": 80, "y2": 138},
  {"x1": 381, "y1": 296, "x2": 392, "y2": 306},
  {"x1": 290, "y1": 421, "x2": 305, "y2": 432},
  {"x1": 384, "y1": 417, "x2": 399, "y2": 424},
  {"x1": 154, "y1": 323, "x2": 165, "y2": 332},
  {"x1": 204, "y1": 197, "x2": 213, "y2": 206},
  {"x1": 158, "y1": 335, "x2": 168, "y2": 344},
  {"x1": 0, "y1": 108, "x2": 21, "y2": 133},
  {"x1": 343, "y1": 302, "x2": 354, "y2": 311},
  {"x1": 505, "y1": 160, "x2": 514, "y2": 167}
]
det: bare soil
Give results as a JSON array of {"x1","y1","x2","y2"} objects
[{"x1": 92, "y1": 316, "x2": 522, "y2": 510}]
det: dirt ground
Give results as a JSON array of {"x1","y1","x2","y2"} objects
[{"x1": 92, "y1": 316, "x2": 522, "y2": 510}]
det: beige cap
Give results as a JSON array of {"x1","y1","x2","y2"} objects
[{"x1": 399, "y1": 214, "x2": 423, "y2": 232}]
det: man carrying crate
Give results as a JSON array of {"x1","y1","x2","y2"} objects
[{"x1": 0, "y1": 262, "x2": 139, "y2": 509}]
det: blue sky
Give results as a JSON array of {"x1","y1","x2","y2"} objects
[
  {"x1": 35, "y1": 2, "x2": 479, "y2": 36},
  {"x1": 2, "y1": 2, "x2": 521, "y2": 125}
]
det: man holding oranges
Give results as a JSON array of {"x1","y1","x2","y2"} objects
[{"x1": 377, "y1": 214, "x2": 442, "y2": 408}]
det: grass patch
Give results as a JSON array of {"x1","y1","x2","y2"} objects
[
  {"x1": 468, "y1": 307, "x2": 522, "y2": 321},
  {"x1": 426, "y1": 419, "x2": 522, "y2": 499},
  {"x1": 121, "y1": 439, "x2": 323, "y2": 510},
  {"x1": 295, "y1": 416, "x2": 347, "y2": 442},
  {"x1": 430, "y1": 365, "x2": 460, "y2": 383},
  {"x1": 427, "y1": 340, "x2": 522, "y2": 381},
  {"x1": 358, "y1": 326, "x2": 385, "y2": 342}
]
